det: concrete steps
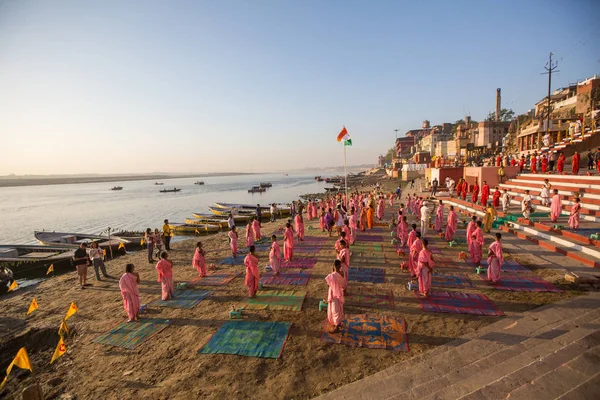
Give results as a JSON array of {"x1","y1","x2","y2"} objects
[{"x1": 315, "y1": 292, "x2": 600, "y2": 400}]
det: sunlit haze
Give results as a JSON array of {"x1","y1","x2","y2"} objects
[{"x1": 1, "y1": 0, "x2": 598, "y2": 175}]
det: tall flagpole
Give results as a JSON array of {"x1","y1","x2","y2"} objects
[{"x1": 344, "y1": 144, "x2": 348, "y2": 209}]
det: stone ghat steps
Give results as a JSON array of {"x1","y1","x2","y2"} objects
[
  {"x1": 514, "y1": 217, "x2": 600, "y2": 249},
  {"x1": 315, "y1": 293, "x2": 600, "y2": 400},
  {"x1": 499, "y1": 185, "x2": 600, "y2": 208}
]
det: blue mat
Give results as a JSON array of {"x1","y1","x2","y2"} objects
[
  {"x1": 348, "y1": 267, "x2": 385, "y2": 284},
  {"x1": 151, "y1": 289, "x2": 212, "y2": 309},
  {"x1": 91, "y1": 318, "x2": 171, "y2": 349},
  {"x1": 219, "y1": 256, "x2": 245, "y2": 265},
  {"x1": 198, "y1": 321, "x2": 291, "y2": 359}
]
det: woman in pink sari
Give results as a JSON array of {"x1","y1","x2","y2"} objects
[
  {"x1": 434, "y1": 200, "x2": 444, "y2": 232},
  {"x1": 409, "y1": 232, "x2": 423, "y2": 277},
  {"x1": 156, "y1": 252, "x2": 174, "y2": 301},
  {"x1": 550, "y1": 189, "x2": 562, "y2": 222},
  {"x1": 325, "y1": 260, "x2": 346, "y2": 333},
  {"x1": 252, "y1": 217, "x2": 261, "y2": 240},
  {"x1": 397, "y1": 215, "x2": 409, "y2": 247},
  {"x1": 466, "y1": 215, "x2": 477, "y2": 245},
  {"x1": 269, "y1": 235, "x2": 281, "y2": 275},
  {"x1": 348, "y1": 207, "x2": 357, "y2": 245},
  {"x1": 244, "y1": 245, "x2": 259, "y2": 298},
  {"x1": 569, "y1": 198, "x2": 581, "y2": 229},
  {"x1": 245, "y1": 219, "x2": 255, "y2": 248},
  {"x1": 306, "y1": 201, "x2": 312, "y2": 221},
  {"x1": 319, "y1": 208, "x2": 326, "y2": 232},
  {"x1": 487, "y1": 233, "x2": 504, "y2": 283},
  {"x1": 337, "y1": 240, "x2": 350, "y2": 287},
  {"x1": 119, "y1": 263, "x2": 140, "y2": 322},
  {"x1": 283, "y1": 222, "x2": 294, "y2": 261},
  {"x1": 192, "y1": 241, "x2": 207, "y2": 277},
  {"x1": 312, "y1": 200, "x2": 318, "y2": 219},
  {"x1": 388, "y1": 192, "x2": 394, "y2": 207},
  {"x1": 376, "y1": 196, "x2": 385, "y2": 220},
  {"x1": 295, "y1": 213, "x2": 305, "y2": 241},
  {"x1": 416, "y1": 239, "x2": 434, "y2": 298},
  {"x1": 468, "y1": 221, "x2": 484, "y2": 266},
  {"x1": 445, "y1": 206, "x2": 458, "y2": 241},
  {"x1": 228, "y1": 227, "x2": 238, "y2": 258}
]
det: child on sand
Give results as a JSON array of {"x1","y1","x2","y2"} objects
[
  {"x1": 119, "y1": 263, "x2": 140, "y2": 322},
  {"x1": 469, "y1": 221, "x2": 484, "y2": 267},
  {"x1": 193, "y1": 241, "x2": 207, "y2": 277},
  {"x1": 416, "y1": 238, "x2": 434, "y2": 298},
  {"x1": 283, "y1": 222, "x2": 294, "y2": 262},
  {"x1": 228, "y1": 226, "x2": 238, "y2": 258},
  {"x1": 244, "y1": 245, "x2": 259, "y2": 298},
  {"x1": 325, "y1": 259, "x2": 346, "y2": 333},
  {"x1": 486, "y1": 233, "x2": 504, "y2": 283},
  {"x1": 269, "y1": 235, "x2": 281, "y2": 275},
  {"x1": 156, "y1": 252, "x2": 174, "y2": 301}
]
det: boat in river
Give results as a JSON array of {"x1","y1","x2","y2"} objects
[
  {"x1": 160, "y1": 188, "x2": 181, "y2": 193},
  {"x1": 168, "y1": 223, "x2": 220, "y2": 234},
  {"x1": 0, "y1": 245, "x2": 76, "y2": 264},
  {"x1": 192, "y1": 212, "x2": 251, "y2": 223},
  {"x1": 248, "y1": 186, "x2": 266, "y2": 193},
  {"x1": 110, "y1": 186, "x2": 123, "y2": 191},
  {"x1": 184, "y1": 218, "x2": 229, "y2": 228},
  {"x1": 34, "y1": 231, "x2": 129, "y2": 250},
  {"x1": 194, "y1": 181, "x2": 205, "y2": 185},
  {"x1": 155, "y1": 182, "x2": 164, "y2": 185},
  {"x1": 212, "y1": 202, "x2": 290, "y2": 216},
  {"x1": 259, "y1": 182, "x2": 272, "y2": 188}
]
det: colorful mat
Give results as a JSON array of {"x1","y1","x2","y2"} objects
[
  {"x1": 321, "y1": 314, "x2": 409, "y2": 351},
  {"x1": 150, "y1": 289, "x2": 212, "y2": 309},
  {"x1": 429, "y1": 246, "x2": 442, "y2": 254},
  {"x1": 218, "y1": 256, "x2": 245, "y2": 265},
  {"x1": 198, "y1": 321, "x2": 291, "y2": 359},
  {"x1": 431, "y1": 273, "x2": 474, "y2": 288},
  {"x1": 348, "y1": 267, "x2": 385, "y2": 284},
  {"x1": 91, "y1": 318, "x2": 171, "y2": 349},
  {"x1": 351, "y1": 243, "x2": 383, "y2": 253},
  {"x1": 260, "y1": 271, "x2": 311, "y2": 286},
  {"x1": 416, "y1": 291, "x2": 504, "y2": 316},
  {"x1": 191, "y1": 272, "x2": 241, "y2": 286},
  {"x1": 295, "y1": 245, "x2": 324, "y2": 254},
  {"x1": 346, "y1": 287, "x2": 394, "y2": 308},
  {"x1": 281, "y1": 257, "x2": 317, "y2": 269},
  {"x1": 481, "y1": 274, "x2": 562, "y2": 292},
  {"x1": 356, "y1": 235, "x2": 384, "y2": 242},
  {"x1": 244, "y1": 290, "x2": 307, "y2": 311}
]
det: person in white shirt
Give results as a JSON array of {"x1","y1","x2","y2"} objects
[
  {"x1": 227, "y1": 213, "x2": 235, "y2": 230},
  {"x1": 501, "y1": 189, "x2": 511, "y2": 213},
  {"x1": 89, "y1": 241, "x2": 108, "y2": 281},
  {"x1": 448, "y1": 178, "x2": 456, "y2": 197},
  {"x1": 522, "y1": 190, "x2": 533, "y2": 219},
  {"x1": 420, "y1": 201, "x2": 432, "y2": 238},
  {"x1": 540, "y1": 179, "x2": 551, "y2": 206},
  {"x1": 270, "y1": 204, "x2": 277, "y2": 222}
]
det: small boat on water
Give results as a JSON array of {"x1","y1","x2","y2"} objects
[
  {"x1": 112, "y1": 231, "x2": 145, "y2": 244},
  {"x1": 34, "y1": 231, "x2": 130, "y2": 250},
  {"x1": 0, "y1": 245, "x2": 76, "y2": 264},
  {"x1": 324, "y1": 187, "x2": 340, "y2": 192},
  {"x1": 110, "y1": 186, "x2": 123, "y2": 191},
  {"x1": 259, "y1": 182, "x2": 272, "y2": 188},
  {"x1": 194, "y1": 181, "x2": 205, "y2": 185},
  {"x1": 315, "y1": 176, "x2": 324, "y2": 181},
  {"x1": 185, "y1": 218, "x2": 229, "y2": 228},
  {"x1": 169, "y1": 223, "x2": 220, "y2": 234},
  {"x1": 248, "y1": 186, "x2": 266, "y2": 193},
  {"x1": 160, "y1": 188, "x2": 181, "y2": 193},
  {"x1": 155, "y1": 182, "x2": 164, "y2": 185},
  {"x1": 212, "y1": 202, "x2": 291, "y2": 216},
  {"x1": 192, "y1": 212, "x2": 251, "y2": 222}
]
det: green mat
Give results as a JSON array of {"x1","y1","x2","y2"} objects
[
  {"x1": 150, "y1": 289, "x2": 212, "y2": 309},
  {"x1": 91, "y1": 318, "x2": 171, "y2": 349},
  {"x1": 198, "y1": 321, "x2": 292, "y2": 359},
  {"x1": 504, "y1": 212, "x2": 549, "y2": 222},
  {"x1": 244, "y1": 290, "x2": 306, "y2": 311},
  {"x1": 351, "y1": 243, "x2": 383, "y2": 253}
]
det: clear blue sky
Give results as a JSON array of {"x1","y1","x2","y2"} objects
[{"x1": 0, "y1": 0, "x2": 598, "y2": 175}]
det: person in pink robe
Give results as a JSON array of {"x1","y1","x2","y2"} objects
[
  {"x1": 119, "y1": 264, "x2": 140, "y2": 322},
  {"x1": 397, "y1": 215, "x2": 409, "y2": 247},
  {"x1": 348, "y1": 208, "x2": 357, "y2": 245},
  {"x1": 376, "y1": 197, "x2": 385, "y2": 220},
  {"x1": 338, "y1": 240, "x2": 350, "y2": 287},
  {"x1": 407, "y1": 224, "x2": 417, "y2": 249},
  {"x1": 306, "y1": 202, "x2": 312, "y2": 221},
  {"x1": 388, "y1": 193, "x2": 394, "y2": 207},
  {"x1": 319, "y1": 208, "x2": 326, "y2": 232},
  {"x1": 334, "y1": 231, "x2": 347, "y2": 254},
  {"x1": 269, "y1": 235, "x2": 281, "y2": 275},
  {"x1": 416, "y1": 239, "x2": 434, "y2": 298},
  {"x1": 312, "y1": 200, "x2": 318, "y2": 219},
  {"x1": 295, "y1": 214, "x2": 305, "y2": 241},
  {"x1": 487, "y1": 233, "x2": 504, "y2": 283},
  {"x1": 480, "y1": 182, "x2": 490, "y2": 206},
  {"x1": 252, "y1": 218, "x2": 261, "y2": 240},
  {"x1": 325, "y1": 260, "x2": 346, "y2": 333},
  {"x1": 283, "y1": 223, "x2": 294, "y2": 261},
  {"x1": 244, "y1": 246, "x2": 259, "y2": 298},
  {"x1": 550, "y1": 189, "x2": 562, "y2": 222},
  {"x1": 192, "y1": 241, "x2": 207, "y2": 277},
  {"x1": 569, "y1": 198, "x2": 581, "y2": 229},
  {"x1": 445, "y1": 206, "x2": 458, "y2": 241},
  {"x1": 342, "y1": 220, "x2": 351, "y2": 242},
  {"x1": 434, "y1": 200, "x2": 444, "y2": 232},
  {"x1": 228, "y1": 227, "x2": 238, "y2": 258},
  {"x1": 416, "y1": 198, "x2": 423, "y2": 220},
  {"x1": 156, "y1": 252, "x2": 174, "y2": 301},
  {"x1": 245, "y1": 220, "x2": 255, "y2": 248},
  {"x1": 466, "y1": 216, "x2": 477, "y2": 245},
  {"x1": 409, "y1": 232, "x2": 423, "y2": 277},
  {"x1": 468, "y1": 221, "x2": 484, "y2": 266}
]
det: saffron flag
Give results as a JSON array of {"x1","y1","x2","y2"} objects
[
  {"x1": 0, "y1": 347, "x2": 33, "y2": 390},
  {"x1": 140, "y1": 238, "x2": 145, "y2": 246},
  {"x1": 7, "y1": 280, "x2": 18, "y2": 292},
  {"x1": 336, "y1": 126, "x2": 352, "y2": 146},
  {"x1": 64, "y1": 302, "x2": 78, "y2": 321},
  {"x1": 118, "y1": 242, "x2": 126, "y2": 250},
  {"x1": 27, "y1": 298, "x2": 38, "y2": 316},
  {"x1": 195, "y1": 229, "x2": 200, "y2": 235},
  {"x1": 58, "y1": 319, "x2": 69, "y2": 336},
  {"x1": 50, "y1": 336, "x2": 67, "y2": 364},
  {"x1": 46, "y1": 264, "x2": 54, "y2": 275}
]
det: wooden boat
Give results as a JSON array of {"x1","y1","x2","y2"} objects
[
  {"x1": 0, "y1": 245, "x2": 75, "y2": 263},
  {"x1": 110, "y1": 186, "x2": 123, "y2": 191},
  {"x1": 315, "y1": 176, "x2": 324, "y2": 181},
  {"x1": 112, "y1": 231, "x2": 145, "y2": 244},
  {"x1": 155, "y1": 182, "x2": 164, "y2": 185},
  {"x1": 259, "y1": 182, "x2": 272, "y2": 188},
  {"x1": 194, "y1": 181, "x2": 205, "y2": 185},
  {"x1": 169, "y1": 223, "x2": 220, "y2": 234},
  {"x1": 212, "y1": 202, "x2": 291, "y2": 216},
  {"x1": 208, "y1": 206, "x2": 256, "y2": 216},
  {"x1": 192, "y1": 212, "x2": 250, "y2": 222},
  {"x1": 248, "y1": 186, "x2": 266, "y2": 193},
  {"x1": 160, "y1": 188, "x2": 181, "y2": 193},
  {"x1": 325, "y1": 187, "x2": 340, "y2": 192},
  {"x1": 34, "y1": 231, "x2": 130, "y2": 249},
  {"x1": 185, "y1": 218, "x2": 229, "y2": 228}
]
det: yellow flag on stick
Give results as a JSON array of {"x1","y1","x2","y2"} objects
[
  {"x1": 64, "y1": 302, "x2": 78, "y2": 321},
  {"x1": 118, "y1": 242, "x2": 125, "y2": 250},
  {"x1": 27, "y1": 298, "x2": 38, "y2": 316},
  {"x1": 50, "y1": 336, "x2": 67, "y2": 364},
  {"x1": 7, "y1": 280, "x2": 18, "y2": 292},
  {"x1": 46, "y1": 264, "x2": 54, "y2": 275},
  {"x1": 0, "y1": 347, "x2": 33, "y2": 390},
  {"x1": 140, "y1": 238, "x2": 145, "y2": 246},
  {"x1": 195, "y1": 229, "x2": 200, "y2": 235},
  {"x1": 58, "y1": 319, "x2": 69, "y2": 336}
]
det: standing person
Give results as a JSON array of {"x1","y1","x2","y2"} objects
[
  {"x1": 319, "y1": 207, "x2": 326, "y2": 232},
  {"x1": 540, "y1": 179, "x2": 552, "y2": 206},
  {"x1": 431, "y1": 178, "x2": 438, "y2": 196},
  {"x1": 145, "y1": 228, "x2": 155, "y2": 263},
  {"x1": 492, "y1": 186, "x2": 501, "y2": 208},
  {"x1": 325, "y1": 260, "x2": 346, "y2": 333},
  {"x1": 162, "y1": 220, "x2": 172, "y2": 251},
  {"x1": 569, "y1": 198, "x2": 581, "y2": 229},
  {"x1": 89, "y1": 241, "x2": 108, "y2": 281},
  {"x1": 154, "y1": 228, "x2": 165, "y2": 259},
  {"x1": 487, "y1": 233, "x2": 504, "y2": 284},
  {"x1": 408, "y1": 232, "x2": 423, "y2": 278},
  {"x1": 466, "y1": 216, "x2": 477, "y2": 246},
  {"x1": 156, "y1": 252, "x2": 174, "y2": 301},
  {"x1": 531, "y1": 153, "x2": 537, "y2": 174},
  {"x1": 469, "y1": 221, "x2": 484, "y2": 267},
  {"x1": 519, "y1": 155, "x2": 525, "y2": 173},
  {"x1": 228, "y1": 227, "x2": 238, "y2": 258},
  {"x1": 541, "y1": 154, "x2": 548, "y2": 174},
  {"x1": 295, "y1": 213, "x2": 305, "y2": 241},
  {"x1": 498, "y1": 166, "x2": 506, "y2": 183},
  {"x1": 227, "y1": 213, "x2": 235, "y2": 230},
  {"x1": 283, "y1": 222, "x2": 294, "y2": 261},
  {"x1": 270, "y1": 203, "x2": 277, "y2": 222},
  {"x1": 420, "y1": 201, "x2": 431, "y2": 238},
  {"x1": 501, "y1": 189, "x2": 511, "y2": 213},
  {"x1": 376, "y1": 196, "x2": 385, "y2": 220},
  {"x1": 119, "y1": 263, "x2": 141, "y2": 322},
  {"x1": 306, "y1": 201, "x2": 313, "y2": 221},
  {"x1": 366, "y1": 201, "x2": 374, "y2": 229},
  {"x1": 244, "y1": 245, "x2": 259, "y2": 298},
  {"x1": 269, "y1": 235, "x2": 281, "y2": 275},
  {"x1": 337, "y1": 240, "x2": 350, "y2": 287},
  {"x1": 448, "y1": 178, "x2": 456, "y2": 197},
  {"x1": 522, "y1": 190, "x2": 533, "y2": 219},
  {"x1": 325, "y1": 208, "x2": 334, "y2": 236},
  {"x1": 290, "y1": 201, "x2": 297, "y2": 220},
  {"x1": 471, "y1": 181, "x2": 480, "y2": 204},
  {"x1": 348, "y1": 208, "x2": 357, "y2": 245},
  {"x1": 192, "y1": 242, "x2": 207, "y2": 277},
  {"x1": 73, "y1": 242, "x2": 89, "y2": 290},
  {"x1": 252, "y1": 217, "x2": 262, "y2": 241},
  {"x1": 483, "y1": 203, "x2": 496, "y2": 233},
  {"x1": 395, "y1": 185, "x2": 401, "y2": 200},
  {"x1": 407, "y1": 224, "x2": 418, "y2": 249},
  {"x1": 445, "y1": 206, "x2": 458, "y2": 241},
  {"x1": 398, "y1": 215, "x2": 409, "y2": 247},
  {"x1": 334, "y1": 205, "x2": 346, "y2": 235},
  {"x1": 342, "y1": 219, "x2": 352, "y2": 245},
  {"x1": 550, "y1": 189, "x2": 562, "y2": 222},
  {"x1": 549, "y1": 151, "x2": 557, "y2": 172},
  {"x1": 480, "y1": 181, "x2": 490, "y2": 206},
  {"x1": 571, "y1": 151, "x2": 580, "y2": 175},
  {"x1": 456, "y1": 178, "x2": 463, "y2": 199},
  {"x1": 461, "y1": 179, "x2": 468, "y2": 200},
  {"x1": 587, "y1": 151, "x2": 594, "y2": 171},
  {"x1": 255, "y1": 204, "x2": 262, "y2": 221},
  {"x1": 416, "y1": 239, "x2": 434, "y2": 298},
  {"x1": 245, "y1": 218, "x2": 255, "y2": 248},
  {"x1": 434, "y1": 200, "x2": 444, "y2": 232},
  {"x1": 410, "y1": 179, "x2": 415, "y2": 189}
]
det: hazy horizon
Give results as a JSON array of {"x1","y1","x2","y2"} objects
[{"x1": 1, "y1": 0, "x2": 598, "y2": 175}]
